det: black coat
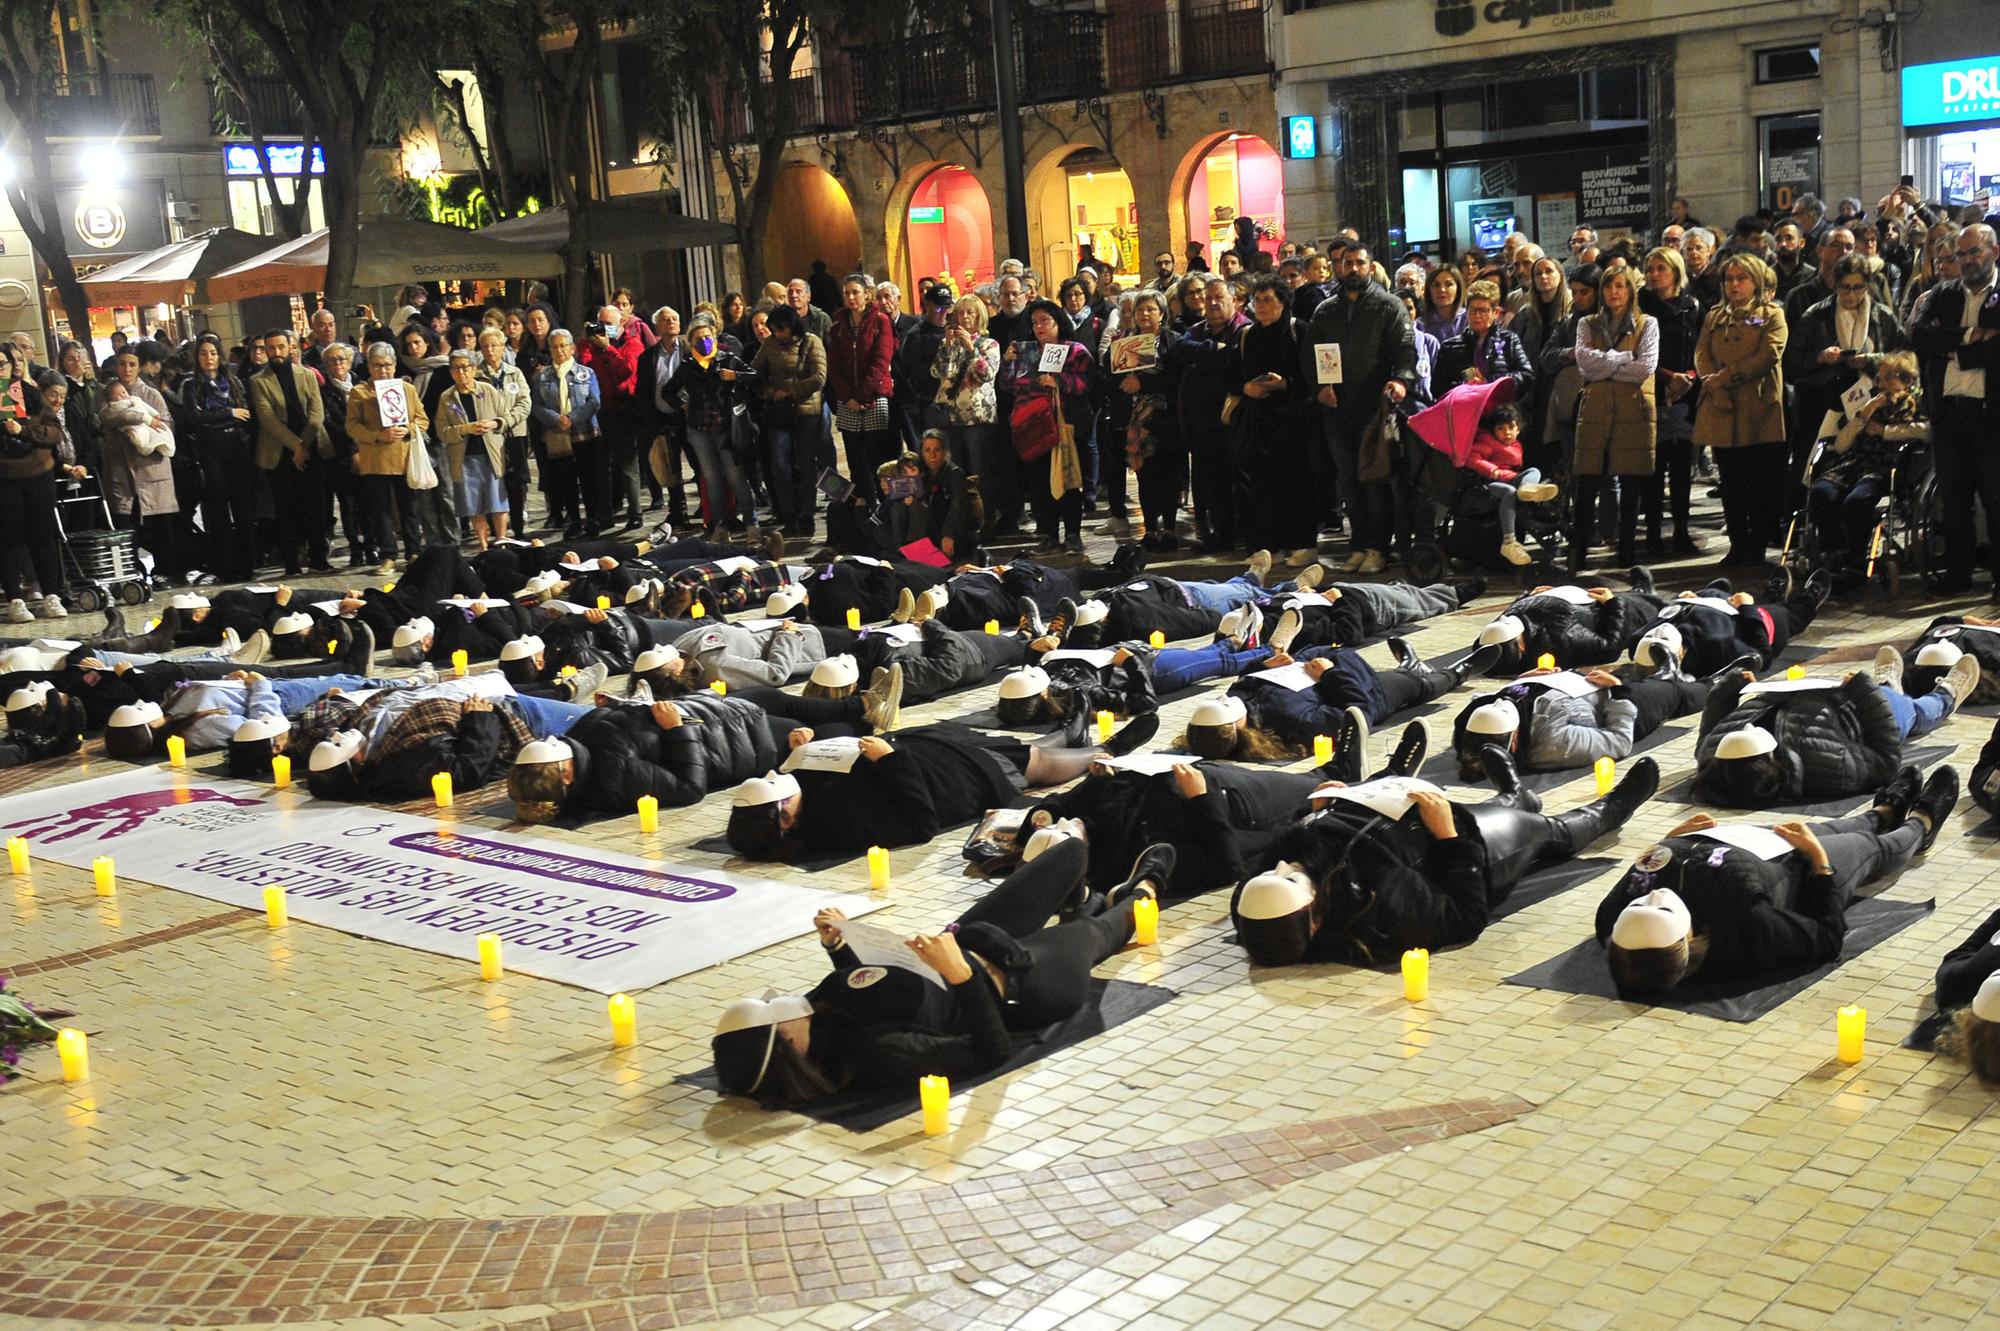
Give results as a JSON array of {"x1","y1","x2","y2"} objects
[
  {"x1": 1694, "y1": 672, "x2": 1901, "y2": 804},
  {"x1": 794, "y1": 723, "x2": 1021, "y2": 852},
  {"x1": 1490, "y1": 590, "x2": 1662, "y2": 671},
  {"x1": 1935, "y1": 904, "x2": 2000, "y2": 1013},
  {"x1": 1432, "y1": 327, "x2": 1535, "y2": 397},
  {"x1": 1594, "y1": 838, "x2": 1846, "y2": 979},
  {"x1": 558, "y1": 695, "x2": 780, "y2": 814},
  {"x1": 1908, "y1": 279, "x2": 2000, "y2": 403}
]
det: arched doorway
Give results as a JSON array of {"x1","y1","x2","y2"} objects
[
  {"x1": 1026, "y1": 145, "x2": 1137, "y2": 284},
  {"x1": 1173, "y1": 133, "x2": 1286, "y2": 270},
  {"x1": 762, "y1": 162, "x2": 861, "y2": 287},
  {"x1": 903, "y1": 164, "x2": 994, "y2": 294}
]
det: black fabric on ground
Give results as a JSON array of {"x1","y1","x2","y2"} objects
[
  {"x1": 1905, "y1": 1009, "x2": 1951, "y2": 1051},
  {"x1": 1487, "y1": 857, "x2": 1621, "y2": 924},
  {"x1": 677, "y1": 978, "x2": 1177, "y2": 1131},
  {"x1": 688, "y1": 834, "x2": 865, "y2": 873},
  {"x1": 1503, "y1": 896, "x2": 1935, "y2": 1022},
  {"x1": 1762, "y1": 642, "x2": 1832, "y2": 674},
  {"x1": 1659, "y1": 743, "x2": 1956, "y2": 818},
  {"x1": 1420, "y1": 723, "x2": 1694, "y2": 794}
]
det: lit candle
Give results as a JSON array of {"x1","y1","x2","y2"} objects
[
  {"x1": 710, "y1": 680, "x2": 728, "y2": 695},
  {"x1": 984, "y1": 619, "x2": 1000, "y2": 635},
  {"x1": 608, "y1": 992, "x2": 637, "y2": 1046},
  {"x1": 478, "y1": 932, "x2": 503, "y2": 981},
  {"x1": 1786, "y1": 664, "x2": 1806, "y2": 681},
  {"x1": 1594, "y1": 756, "x2": 1615, "y2": 796},
  {"x1": 1402, "y1": 948, "x2": 1429, "y2": 1002},
  {"x1": 326, "y1": 639, "x2": 338, "y2": 656},
  {"x1": 846, "y1": 607, "x2": 862, "y2": 630},
  {"x1": 1313, "y1": 734, "x2": 1334, "y2": 766},
  {"x1": 56, "y1": 1028, "x2": 88, "y2": 1082},
  {"x1": 1132, "y1": 895, "x2": 1159, "y2": 946},
  {"x1": 636, "y1": 795, "x2": 659, "y2": 833},
  {"x1": 1095, "y1": 710, "x2": 1115, "y2": 744},
  {"x1": 920, "y1": 1074, "x2": 950, "y2": 1135},
  {"x1": 689, "y1": 601, "x2": 705, "y2": 619},
  {"x1": 1536, "y1": 653, "x2": 1555, "y2": 671},
  {"x1": 451, "y1": 649, "x2": 469, "y2": 677},
  {"x1": 263, "y1": 884, "x2": 288, "y2": 928},
  {"x1": 559, "y1": 664, "x2": 578, "y2": 678},
  {"x1": 432, "y1": 772, "x2": 453, "y2": 808},
  {"x1": 1148, "y1": 630, "x2": 1166, "y2": 648},
  {"x1": 6, "y1": 837, "x2": 27, "y2": 874},
  {"x1": 165, "y1": 735, "x2": 186, "y2": 768},
  {"x1": 382, "y1": 582, "x2": 396, "y2": 593},
  {"x1": 270, "y1": 754, "x2": 291, "y2": 789},
  {"x1": 596, "y1": 595, "x2": 612, "y2": 611},
  {"x1": 92, "y1": 857, "x2": 115, "y2": 897},
  {"x1": 867, "y1": 846, "x2": 891, "y2": 890},
  {"x1": 1837, "y1": 1004, "x2": 1866, "y2": 1064}
]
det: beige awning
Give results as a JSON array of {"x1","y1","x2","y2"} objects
[
  {"x1": 78, "y1": 228, "x2": 276, "y2": 306},
  {"x1": 482, "y1": 198, "x2": 738, "y2": 254},
  {"x1": 207, "y1": 217, "x2": 564, "y2": 302}
]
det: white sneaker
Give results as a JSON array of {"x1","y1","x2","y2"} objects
[
  {"x1": 4, "y1": 599, "x2": 32, "y2": 624},
  {"x1": 914, "y1": 585, "x2": 949, "y2": 624},
  {"x1": 1516, "y1": 480, "x2": 1559, "y2": 504},
  {"x1": 1339, "y1": 550, "x2": 1369, "y2": 574},
  {"x1": 230, "y1": 629, "x2": 270, "y2": 665},
  {"x1": 1940, "y1": 655, "x2": 1982, "y2": 711},
  {"x1": 1286, "y1": 548, "x2": 1317, "y2": 568},
  {"x1": 1500, "y1": 539, "x2": 1534, "y2": 567},
  {"x1": 1293, "y1": 562, "x2": 1325, "y2": 591},
  {"x1": 37, "y1": 594, "x2": 66, "y2": 619},
  {"x1": 1358, "y1": 550, "x2": 1387, "y2": 575},
  {"x1": 1104, "y1": 516, "x2": 1131, "y2": 539},
  {"x1": 1215, "y1": 606, "x2": 1252, "y2": 647},
  {"x1": 1270, "y1": 609, "x2": 1302, "y2": 654},
  {"x1": 1873, "y1": 645, "x2": 1903, "y2": 690}
]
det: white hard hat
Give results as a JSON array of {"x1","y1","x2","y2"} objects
[
  {"x1": 1, "y1": 647, "x2": 45, "y2": 673},
  {"x1": 169, "y1": 592, "x2": 210, "y2": 611},
  {"x1": 514, "y1": 570, "x2": 562, "y2": 598},
  {"x1": 232, "y1": 715, "x2": 290, "y2": 743},
  {"x1": 625, "y1": 578, "x2": 663, "y2": 606},
  {"x1": 392, "y1": 617, "x2": 435, "y2": 648},
  {"x1": 810, "y1": 655, "x2": 859, "y2": 689},
  {"x1": 1466, "y1": 700, "x2": 1520, "y2": 736},
  {"x1": 766, "y1": 584, "x2": 808, "y2": 616},
  {"x1": 1478, "y1": 614, "x2": 1526, "y2": 647},
  {"x1": 5, "y1": 681, "x2": 52, "y2": 712},
  {"x1": 1190, "y1": 696, "x2": 1248, "y2": 727},
  {"x1": 309, "y1": 729, "x2": 365, "y2": 771},
  {"x1": 515, "y1": 738, "x2": 573, "y2": 766},
  {"x1": 1716, "y1": 725, "x2": 1777, "y2": 760},
  {"x1": 1636, "y1": 625, "x2": 1683, "y2": 667},
  {"x1": 271, "y1": 612, "x2": 314, "y2": 636},
  {"x1": 998, "y1": 666, "x2": 1050, "y2": 700},
  {"x1": 1916, "y1": 640, "x2": 1965, "y2": 669},
  {"x1": 633, "y1": 646, "x2": 681, "y2": 674},
  {"x1": 1073, "y1": 599, "x2": 1109, "y2": 627},
  {"x1": 106, "y1": 702, "x2": 163, "y2": 728},
  {"x1": 499, "y1": 635, "x2": 545, "y2": 663},
  {"x1": 1974, "y1": 973, "x2": 2000, "y2": 1023},
  {"x1": 732, "y1": 771, "x2": 802, "y2": 808},
  {"x1": 715, "y1": 993, "x2": 814, "y2": 1037}
]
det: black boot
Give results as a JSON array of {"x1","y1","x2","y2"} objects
[
  {"x1": 1371, "y1": 720, "x2": 1429, "y2": 780},
  {"x1": 1702, "y1": 653, "x2": 1761, "y2": 687},
  {"x1": 1107, "y1": 843, "x2": 1176, "y2": 909},
  {"x1": 101, "y1": 605, "x2": 125, "y2": 639},
  {"x1": 1445, "y1": 643, "x2": 1503, "y2": 689},
  {"x1": 1479, "y1": 744, "x2": 1541, "y2": 812},
  {"x1": 1451, "y1": 575, "x2": 1489, "y2": 605},
  {"x1": 340, "y1": 622, "x2": 377, "y2": 674},
  {"x1": 1911, "y1": 766, "x2": 1960, "y2": 854},
  {"x1": 1628, "y1": 564, "x2": 1655, "y2": 596},
  {"x1": 102, "y1": 605, "x2": 179, "y2": 654},
  {"x1": 1103, "y1": 713, "x2": 1159, "y2": 757},
  {"x1": 1387, "y1": 636, "x2": 1422, "y2": 672},
  {"x1": 1059, "y1": 705, "x2": 1090, "y2": 748},
  {"x1": 1550, "y1": 756, "x2": 1660, "y2": 854},
  {"x1": 1324, "y1": 705, "x2": 1368, "y2": 784},
  {"x1": 1871, "y1": 764, "x2": 1922, "y2": 832}
]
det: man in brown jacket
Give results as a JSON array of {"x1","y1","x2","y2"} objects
[{"x1": 249, "y1": 328, "x2": 332, "y2": 573}]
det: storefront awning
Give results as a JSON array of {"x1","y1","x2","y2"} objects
[
  {"x1": 481, "y1": 199, "x2": 738, "y2": 254},
  {"x1": 77, "y1": 228, "x2": 276, "y2": 306},
  {"x1": 206, "y1": 217, "x2": 564, "y2": 302}
]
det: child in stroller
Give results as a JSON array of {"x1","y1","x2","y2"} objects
[
  {"x1": 1408, "y1": 380, "x2": 1562, "y2": 578},
  {"x1": 1467, "y1": 404, "x2": 1560, "y2": 566}
]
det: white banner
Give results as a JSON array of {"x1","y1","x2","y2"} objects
[{"x1": 0, "y1": 768, "x2": 880, "y2": 993}]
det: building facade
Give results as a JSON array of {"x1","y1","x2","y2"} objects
[{"x1": 1274, "y1": 0, "x2": 1991, "y2": 256}]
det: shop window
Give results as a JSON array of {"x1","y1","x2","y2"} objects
[
  {"x1": 1758, "y1": 112, "x2": 1821, "y2": 213},
  {"x1": 1591, "y1": 66, "x2": 1645, "y2": 122},
  {"x1": 1755, "y1": 45, "x2": 1821, "y2": 85},
  {"x1": 1492, "y1": 76, "x2": 1581, "y2": 132}
]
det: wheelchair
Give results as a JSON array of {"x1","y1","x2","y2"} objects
[{"x1": 1777, "y1": 433, "x2": 1943, "y2": 601}]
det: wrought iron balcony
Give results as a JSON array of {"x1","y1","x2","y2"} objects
[
  {"x1": 43, "y1": 71, "x2": 160, "y2": 138},
  {"x1": 1106, "y1": 3, "x2": 1270, "y2": 92},
  {"x1": 851, "y1": 11, "x2": 1104, "y2": 124}
]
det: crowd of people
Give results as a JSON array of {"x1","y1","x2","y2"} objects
[{"x1": 5, "y1": 178, "x2": 2000, "y2": 1109}]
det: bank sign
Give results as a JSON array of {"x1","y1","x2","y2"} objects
[{"x1": 1903, "y1": 54, "x2": 2000, "y2": 132}]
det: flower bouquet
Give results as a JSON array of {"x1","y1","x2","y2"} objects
[{"x1": 0, "y1": 977, "x2": 66, "y2": 1082}]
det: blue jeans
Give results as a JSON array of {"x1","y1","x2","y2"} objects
[
  {"x1": 686, "y1": 426, "x2": 754, "y2": 528},
  {"x1": 1807, "y1": 473, "x2": 1888, "y2": 560},
  {"x1": 268, "y1": 673, "x2": 404, "y2": 712},
  {"x1": 93, "y1": 645, "x2": 235, "y2": 667},
  {"x1": 1181, "y1": 575, "x2": 1267, "y2": 615},
  {"x1": 502, "y1": 694, "x2": 593, "y2": 737},
  {"x1": 1488, "y1": 467, "x2": 1542, "y2": 541},
  {"x1": 766, "y1": 409, "x2": 825, "y2": 530},
  {"x1": 1152, "y1": 641, "x2": 1274, "y2": 692},
  {"x1": 1881, "y1": 681, "x2": 1952, "y2": 739}
]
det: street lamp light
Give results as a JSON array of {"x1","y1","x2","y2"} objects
[{"x1": 77, "y1": 142, "x2": 127, "y2": 184}]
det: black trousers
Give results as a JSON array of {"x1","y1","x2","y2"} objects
[
  {"x1": 1186, "y1": 419, "x2": 1235, "y2": 542},
  {"x1": 1613, "y1": 676, "x2": 1705, "y2": 737},
  {"x1": 1373, "y1": 664, "x2": 1453, "y2": 721},
  {"x1": 573, "y1": 435, "x2": 611, "y2": 531},
  {"x1": 733, "y1": 684, "x2": 869, "y2": 745},
  {"x1": 267, "y1": 455, "x2": 329, "y2": 570},
  {"x1": 199, "y1": 438, "x2": 260, "y2": 578},
  {"x1": 1646, "y1": 435, "x2": 1694, "y2": 543},
  {"x1": 1713, "y1": 443, "x2": 1789, "y2": 562},
  {"x1": 953, "y1": 838, "x2": 1131, "y2": 1025},
  {"x1": 0, "y1": 471, "x2": 61, "y2": 600},
  {"x1": 1934, "y1": 397, "x2": 2000, "y2": 587}
]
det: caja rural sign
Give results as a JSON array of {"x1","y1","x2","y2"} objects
[{"x1": 1434, "y1": 0, "x2": 1615, "y2": 37}]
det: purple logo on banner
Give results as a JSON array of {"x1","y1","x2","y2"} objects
[
  {"x1": 4, "y1": 787, "x2": 263, "y2": 844},
  {"x1": 391, "y1": 831, "x2": 738, "y2": 903}
]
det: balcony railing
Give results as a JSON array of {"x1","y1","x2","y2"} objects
[
  {"x1": 43, "y1": 71, "x2": 159, "y2": 138},
  {"x1": 1107, "y1": 4, "x2": 1270, "y2": 92},
  {"x1": 211, "y1": 75, "x2": 308, "y2": 139},
  {"x1": 711, "y1": 63, "x2": 855, "y2": 143},
  {"x1": 851, "y1": 11, "x2": 1103, "y2": 123}
]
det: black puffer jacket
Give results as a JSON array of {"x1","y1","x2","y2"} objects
[
  {"x1": 1486, "y1": 589, "x2": 1662, "y2": 673},
  {"x1": 1694, "y1": 672, "x2": 1901, "y2": 804},
  {"x1": 556, "y1": 695, "x2": 781, "y2": 814},
  {"x1": 543, "y1": 609, "x2": 644, "y2": 674},
  {"x1": 1902, "y1": 619, "x2": 2000, "y2": 705},
  {"x1": 1041, "y1": 647, "x2": 1159, "y2": 720}
]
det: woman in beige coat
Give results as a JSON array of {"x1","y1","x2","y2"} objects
[
  {"x1": 1694, "y1": 253, "x2": 1789, "y2": 568},
  {"x1": 347, "y1": 342, "x2": 432, "y2": 573},
  {"x1": 1569, "y1": 266, "x2": 1658, "y2": 572},
  {"x1": 435, "y1": 348, "x2": 514, "y2": 547}
]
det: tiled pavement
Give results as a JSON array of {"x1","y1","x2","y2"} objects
[{"x1": 6, "y1": 501, "x2": 2000, "y2": 1330}]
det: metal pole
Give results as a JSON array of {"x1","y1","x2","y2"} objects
[{"x1": 988, "y1": 0, "x2": 1030, "y2": 263}]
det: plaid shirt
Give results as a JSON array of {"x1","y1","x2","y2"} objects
[
  {"x1": 372, "y1": 694, "x2": 532, "y2": 767},
  {"x1": 668, "y1": 559, "x2": 789, "y2": 614}
]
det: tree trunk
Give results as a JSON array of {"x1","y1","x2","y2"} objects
[
  {"x1": 319, "y1": 127, "x2": 364, "y2": 301},
  {"x1": 471, "y1": 51, "x2": 521, "y2": 218}
]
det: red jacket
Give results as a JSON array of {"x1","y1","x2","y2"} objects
[
  {"x1": 1465, "y1": 427, "x2": 1523, "y2": 482},
  {"x1": 579, "y1": 330, "x2": 644, "y2": 409},
  {"x1": 826, "y1": 308, "x2": 895, "y2": 405}
]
